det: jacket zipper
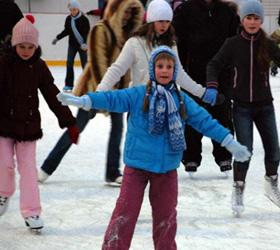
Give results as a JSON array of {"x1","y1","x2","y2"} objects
[
  {"x1": 233, "y1": 67, "x2": 238, "y2": 88},
  {"x1": 250, "y1": 36, "x2": 254, "y2": 102}
]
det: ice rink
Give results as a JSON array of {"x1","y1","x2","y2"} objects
[{"x1": 0, "y1": 67, "x2": 280, "y2": 250}]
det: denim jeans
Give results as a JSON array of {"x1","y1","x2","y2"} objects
[
  {"x1": 41, "y1": 109, "x2": 124, "y2": 180},
  {"x1": 65, "y1": 44, "x2": 87, "y2": 87},
  {"x1": 233, "y1": 103, "x2": 280, "y2": 181}
]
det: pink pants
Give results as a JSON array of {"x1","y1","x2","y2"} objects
[
  {"x1": 0, "y1": 137, "x2": 41, "y2": 217},
  {"x1": 102, "y1": 166, "x2": 178, "y2": 250}
]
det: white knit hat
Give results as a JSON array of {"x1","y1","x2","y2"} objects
[{"x1": 146, "y1": 0, "x2": 173, "y2": 23}]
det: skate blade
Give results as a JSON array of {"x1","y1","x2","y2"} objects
[
  {"x1": 265, "y1": 194, "x2": 280, "y2": 208},
  {"x1": 29, "y1": 228, "x2": 42, "y2": 234},
  {"x1": 105, "y1": 182, "x2": 121, "y2": 187},
  {"x1": 25, "y1": 221, "x2": 43, "y2": 233},
  {"x1": 188, "y1": 172, "x2": 196, "y2": 179},
  {"x1": 221, "y1": 171, "x2": 230, "y2": 179},
  {"x1": 232, "y1": 210, "x2": 242, "y2": 218}
]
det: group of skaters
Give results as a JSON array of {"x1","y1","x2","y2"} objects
[{"x1": 0, "y1": 0, "x2": 280, "y2": 249}]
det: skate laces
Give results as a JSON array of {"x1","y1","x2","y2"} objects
[
  {"x1": 0, "y1": 196, "x2": 8, "y2": 206},
  {"x1": 29, "y1": 215, "x2": 39, "y2": 220}
]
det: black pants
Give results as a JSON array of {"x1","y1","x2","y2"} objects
[
  {"x1": 65, "y1": 44, "x2": 87, "y2": 87},
  {"x1": 182, "y1": 98, "x2": 233, "y2": 167},
  {"x1": 41, "y1": 109, "x2": 123, "y2": 180}
]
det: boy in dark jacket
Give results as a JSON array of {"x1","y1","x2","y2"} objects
[{"x1": 52, "y1": 0, "x2": 90, "y2": 92}]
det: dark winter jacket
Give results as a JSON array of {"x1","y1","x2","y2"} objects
[
  {"x1": 0, "y1": 0, "x2": 23, "y2": 41},
  {"x1": 172, "y1": 0, "x2": 240, "y2": 86},
  {"x1": 56, "y1": 12, "x2": 90, "y2": 49},
  {"x1": 0, "y1": 48, "x2": 76, "y2": 141},
  {"x1": 207, "y1": 31, "x2": 280, "y2": 104}
]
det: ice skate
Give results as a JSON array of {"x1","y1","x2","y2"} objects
[
  {"x1": 219, "y1": 160, "x2": 232, "y2": 178},
  {"x1": 106, "y1": 176, "x2": 123, "y2": 187},
  {"x1": 38, "y1": 168, "x2": 50, "y2": 183},
  {"x1": 25, "y1": 215, "x2": 44, "y2": 233},
  {"x1": 184, "y1": 162, "x2": 198, "y2": 178},
  {"x1": 264, "y1": 175, "x2": 280, "y2": 208},
  {"x1": 0, "y1": 196, "x2": 10, "y2": 216},
  {"x1": 62, "y1": 86, "x2": 73, "y2": 93},
  {"x1": 231, "y1": 181, "x2": 245, "y2": 217}
]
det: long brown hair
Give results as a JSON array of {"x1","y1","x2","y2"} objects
[
  {"x1": 133, "y1": 22, "x2": 176, "y2": 49},
  {"x1": 257, "y1": 28, "x2": 271, "y2": 73}
]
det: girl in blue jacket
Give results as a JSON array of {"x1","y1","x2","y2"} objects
[{"x1": 57, "y1": 46, "x2": 250, "y2": 250}]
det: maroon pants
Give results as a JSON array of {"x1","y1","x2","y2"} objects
[{"x1": 102, "y1": 166, "x2": 178, "y2": 250}]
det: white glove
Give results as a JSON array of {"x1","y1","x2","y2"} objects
[
  {"x1": 56, "y1": 93, "x2": 92, "y2": 111},
  {"x1": 221, "y1": 134, "x2": 251, "y2": 162},
  {"x1": 80, "y1": 43, "x2": 88, "y2": 51}
]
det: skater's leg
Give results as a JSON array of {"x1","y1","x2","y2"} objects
[
  {"x1": 41, "y1": 109, "x2": 96, "y2": 175},
  {"x1": 149, "y1": 170, "x2": 178, "y2": 250},
  {"x1": 0, "y1": 137, "x2": 16, "y2": 215},
  {"x1": 16, "y1": 141, "x2": 41, "y2": 218},
  {"x1": 102, "y1": 166, "x2": 148, "y2": 250},
  {"x1": 105, "y1": 112, "x2": 123, "y2": 182}
]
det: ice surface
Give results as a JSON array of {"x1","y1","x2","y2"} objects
[{"x1": 0, "y1": 67, "x2": 280, "y2": 250}]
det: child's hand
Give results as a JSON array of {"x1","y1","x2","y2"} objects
[
  {"x1": 56, "y1": 93, "x2": 92, "y2": 111},
  {"x1": 221, "y1": 134, "x2": 251, "y2": 162},
  {"x1": 67, "y1": 125, "x2": 80, "y2": 144}
]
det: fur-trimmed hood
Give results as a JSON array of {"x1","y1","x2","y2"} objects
[{"x1": 103, "y1": 0, "x2": 144, "y2": 48}]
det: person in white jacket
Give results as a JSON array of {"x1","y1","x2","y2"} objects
[{"x1": 97, "y1": 0, "x2": 217, "y2": 105}]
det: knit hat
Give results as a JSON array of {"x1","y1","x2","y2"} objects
[
  {"x1": 11, "y1": 15, "x2": 39, "y2": 48},
  {"x1": 68, "y1": 0, "x2": 80, "y2": 9},
  {"x1": 146, "y1": 0, "x2": 173, "y2": 23},
  {"x1": 240, "y1": 0, "x2": 264, "y2": 22},
  {"x1": 149, "y1": 45, "x2": 178, "y2": 82}
]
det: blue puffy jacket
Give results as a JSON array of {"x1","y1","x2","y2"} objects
[{"x1": 88, "y1": 85, "x2": 230, "y2": 173}]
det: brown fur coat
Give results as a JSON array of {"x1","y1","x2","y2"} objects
[{"x1": 73, "y1": 0, "x2": 144, "y2": 96}]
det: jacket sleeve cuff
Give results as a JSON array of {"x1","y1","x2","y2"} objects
[{"x1": 206, "y1": 81, "x2": 218, "y2": 89}]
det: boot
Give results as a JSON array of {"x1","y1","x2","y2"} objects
[
  {"x1": 38, "y1": 168, "x2": 50, "y2": 183},
  {"x1": 231, "y1": 181, "x2": 245, "y2": 217},
  {"x1": 184, "y1": 162, "x2": 199, "y2": 172},
  {"x1": 25, "y1": 215, "x2": 44, "y2": 231},
  {"x1": 264, "y1": 174, "x2": 280, "y2": 208},
  {"x1": 219, "y1": 160, "x2": 232, "y2": 172}
]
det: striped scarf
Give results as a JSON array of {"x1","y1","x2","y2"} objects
[
  {"x1": 71, "y1": 12, "x2": 84, "y2": 45},
  {"x1": 148, "y1": 81, "x2": 186, "y2": 152}
]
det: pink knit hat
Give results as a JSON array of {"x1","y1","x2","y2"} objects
[{"x1": 12, "y1": 15, "x2": 39, "y2": 48}]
